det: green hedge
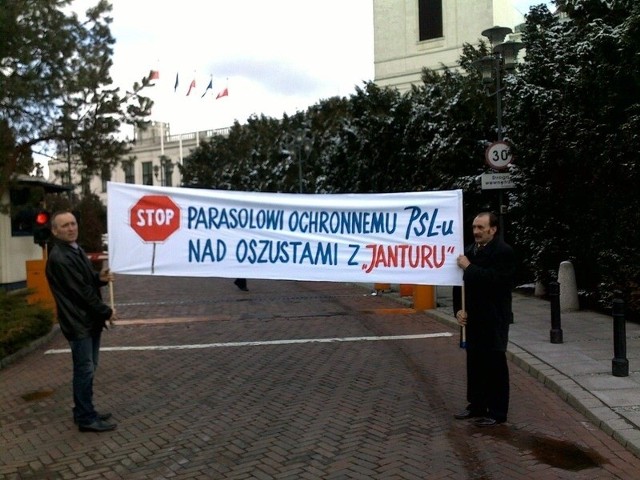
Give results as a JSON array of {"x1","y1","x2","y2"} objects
[{"x1": 0, "y1": 290, "x2": 54, "y2": 361}]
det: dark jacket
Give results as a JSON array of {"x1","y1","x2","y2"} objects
[
  {"x1": 453, "y1": 237, "x2": 515, "y2": 351},
  {"x1": 45, "y1": 238, "x2": 112, "y2": 341}
]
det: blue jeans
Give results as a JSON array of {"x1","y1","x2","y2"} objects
[{"x1": 69, "y1": 334, "x2": 101, "y2": 425}]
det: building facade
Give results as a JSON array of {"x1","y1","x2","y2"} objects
[
  {"x1": 0, "y1": 190, "x2": 44, "y2": 289},
  {"x1": 373, "y1": 0, "x2": 523, "y2": 92},
  {"x1": 47, "y1": 122, "x2": 230, "y2": 204}
]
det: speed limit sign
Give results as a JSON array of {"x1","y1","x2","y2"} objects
[{"x1": 485, "y1": 141, "x2": 513, "y2": 171}]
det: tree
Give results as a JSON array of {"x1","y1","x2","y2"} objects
[
  {"x1": 508, "y1": 1, "x2": 640, "y2": 311},
  {"x1": 308, "y1": 83, "x2": 409, "y2": 194},
  {"x1": 0, "y1": 0, "x2": 153, "y2": 205},
  {"x1": 181, "y1": 115, "x2": 288, "y2": 193},
  {"x1": 302, "y1": 96, "x2": 351, "y2": 193},
  {"x1": 405, "y1": 58, "x2": 493, "y2": 209}
]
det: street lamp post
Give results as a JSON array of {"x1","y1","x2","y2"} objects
[
  {"x1": 474, "y1": 26, "x2": 523, "y2": 240},
  {"x1": 293, "y1": 129, "x2": 312, "y2": 193}
]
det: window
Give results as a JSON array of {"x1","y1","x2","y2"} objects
[
  {"x1": 142, "y1": 161, "x2": 153, "y2": 185},
  {"x1": 123, "y1": 162, "x2": 135, "y2": 184},
  {"x1": 418, "y1": 0, "x2": 443, "y2": 41}
]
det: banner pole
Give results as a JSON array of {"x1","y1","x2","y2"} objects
[
  {"x1": 458, "y1": 191, "x2": 466, "y2": 349},
  {"x1": 108, "y1": 281, "x2": 115, "y2": 327},
  {"x1": 460, "y1": 285, "x2": 466, "y2": 349},
  {"x1": 108, "y1": 263, "x2": 115, "y2": 327}
]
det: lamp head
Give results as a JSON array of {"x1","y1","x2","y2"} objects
[
  {"x1": 481, "y1": 26, "x2": 513, "y2": 46},
  {"x1": 494, "y1": 41, "x2": 524, "y2": 71},
  {"x1": 472, "y1": 56, "x2": 496, "y2": 84}
]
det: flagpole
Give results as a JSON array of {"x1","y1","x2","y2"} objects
[
  {"x1": 160, "y1": 122, "x2": 165, "y2": 155},
  {"x1": 148, "y1": 63, "x2": 167, "y2": 152}
]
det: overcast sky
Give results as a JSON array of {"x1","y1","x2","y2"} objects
[{"x1": 72, "y1": 0, "x2": 554, "y2": 136}]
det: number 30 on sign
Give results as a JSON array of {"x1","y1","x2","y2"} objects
[{"x1": 484, "y1": 141, "x2": 513, "y2": 171}]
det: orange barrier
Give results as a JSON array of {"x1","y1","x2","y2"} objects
[
  {"x1": 413, "y1": 285, "x2": 435, "y2": 311},
  {"x1": 399, "y1": 284, "x2": 413, "y2": 297},
  {"x1": 26, "y1": 259, "x2": 55, "y2": 312}
]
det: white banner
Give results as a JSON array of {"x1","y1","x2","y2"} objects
[{"x1": 107, "y1": 183, "x2": 464, "y2": 286}]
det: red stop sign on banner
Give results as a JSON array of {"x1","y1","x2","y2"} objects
[{"x1": 130, "y1": 195, "x2": 181, "y2": 242}]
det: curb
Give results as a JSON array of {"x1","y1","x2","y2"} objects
[
  {"x1": 0, "y1": 324, "x2": 60, "y2": 370},
  {"x1": 363, "y1": 285, "x2": 640, "y2": 460},
  {"x1": 505, "y1": 337, "x2": 640, "y2": 459},
  {"x1": 422, "y1": 306, "x2": 640, "y2": 460}
]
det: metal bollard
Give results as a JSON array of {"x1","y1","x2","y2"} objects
[
  {"x1": 549, "y1": 281, "x2": 563, "y2": 344},
  {"x1": 612, "y1": 298, "x2": 629, "y2": 377}
]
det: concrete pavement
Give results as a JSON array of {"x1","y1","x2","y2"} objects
[{"x1": 427, "y1": 285, "x2": 640, "y2": 459}]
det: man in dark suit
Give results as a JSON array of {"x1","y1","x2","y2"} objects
[
  {"x1": 452, "y1": 211, "x2": 516, "y2": 426},
  {"x1": 46, "y1": 211, "x2": 117, "y2": 432}
]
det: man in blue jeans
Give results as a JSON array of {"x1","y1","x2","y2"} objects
[{"x1": 46, "y1": 211, "x2": 117, "y2": 432}]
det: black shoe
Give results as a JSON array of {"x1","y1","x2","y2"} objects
[
  {"x1": 234, "y1": 279, "x2": 248, "y2": 291},
  {"x1": 78, "y1": 419, "x2": 117, "y2": 432},
  {"x1": 453, "y1": 409, "x2": 483, "y2": 420},
  {"x1": 474, "y1": 417, "x2": 504, "y2": 427},
  {"x1": 74, "y1": 412, "x2": 112, "y2": 425}
]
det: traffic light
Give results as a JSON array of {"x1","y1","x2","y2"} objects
[{"x1": 33, "y1": 210, "x2": 51, "y2": 247}]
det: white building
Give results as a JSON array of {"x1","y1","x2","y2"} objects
[
  {"x1": 47, "y1": 122, "x2": 230, "y2": 204},
  {"x1": 373, "y1": 0, "x2": 524, "y2": 92}
]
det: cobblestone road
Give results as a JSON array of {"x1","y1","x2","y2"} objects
[{"x1": 2, "y1": 276, "x2": 640, "y2": 479}]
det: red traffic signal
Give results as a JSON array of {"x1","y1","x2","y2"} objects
[
  {"x1": 33, "y1": 209, "x2": 51, "y2": 247},
  {"x1": 35, "y1": 211, "x2": 50, "y2": 226}
]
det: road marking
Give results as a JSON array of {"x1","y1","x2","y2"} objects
[
  {"x1": 44, "y1": 332, "x2": 453, "y2": 354},
  {"x1": 365, "y1": 308, "x2": 418, "y2": 314},
  {"x1": 114, "y1": 316, "x2": 227, "y2": 325}
]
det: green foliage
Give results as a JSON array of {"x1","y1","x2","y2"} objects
[
  {"x1": 0, "y1": 0, "x2": 153, "y2": 203},
  {"x1": 75, "y1": 193, "x2": 107, "y2": 252},
  {"x1": 508, "y1": 1, "x2": 640, "y2": 310},
  {"x1": 406, "y1": 65, "x2": 492, "y2": 219},
  {"x1": 45, "y1": 192, "x2": 74, "y2": 215},
  {"x1": 0, "y1": 290, "x2": 53, "y2": 361}
]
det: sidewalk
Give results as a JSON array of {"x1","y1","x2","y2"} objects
[{"x1": 422, "y1": 286, "x2": 640, "y2": 458}]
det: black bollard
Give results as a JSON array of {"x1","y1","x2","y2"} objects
[
  {"x1": 549, "y1": 281, "x2": 563, "y2": 344},
  {"x1": 612, "y1": 298, "x2": 629, "y2": 377}
]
